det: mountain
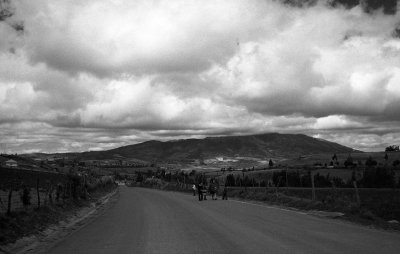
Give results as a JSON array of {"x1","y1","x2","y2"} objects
[{"x1": 74, "y1": 133, "x2": 358, "y2": 162}]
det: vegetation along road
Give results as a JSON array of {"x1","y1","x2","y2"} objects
[{"x1": 42, "y1": 186, "x2": 400, "y2": 254}]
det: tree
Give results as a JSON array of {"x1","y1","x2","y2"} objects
[
  {"x1": 384, "y1": 153, "x2": 388, "y2": 161},
  {"x1": 136, "y1": 172, "x2": 144, "y2": 182},
  {"x1": 344, "y1": 154, "x2": 354, "y2": 168},
  {"x1": 269, "y1": 159, "x2": 274, "y2": 168},
  {"x1": 385, "y1": 145, "x2": 399, "y2": 152},
  {"x1": 225, "y1": 174, "x2": 235, "y2": 186},
  {"x1": 365, "y1": 156, "x2": 377, "y2": 167}
]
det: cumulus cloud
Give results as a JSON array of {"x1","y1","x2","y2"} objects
[
  {"x1": 13, "y1": 0, "x2": 277, "y2": 76},
  {"x1": 0, "y1": 0, "x2": 399, "y2": 153}
]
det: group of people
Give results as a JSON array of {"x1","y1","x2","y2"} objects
[{"x1": 192, "y1": 179, "x2": 228, "y2": 201}]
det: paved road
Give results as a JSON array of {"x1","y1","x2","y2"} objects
[{"x1": 44, "y1": 186, "x2": 400, "y2": 254}]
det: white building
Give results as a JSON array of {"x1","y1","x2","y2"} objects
[{"x1": 5, "y1": 159, "x2": 18, "y2": 167}]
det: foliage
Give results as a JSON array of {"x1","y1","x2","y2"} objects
[
  {"x1": 360, "y1": 167, "x2": 395, "y2": 188},
  {"x1": 344, "y1": 154, "x2": 356, "y2": 168},
  {"x1": 268, "y1": 159, "x2": 274, "y2": 167},
  {"x1": 365, "y1": 156, "x2": 377, "y2": 167},
  {"x1": 385, "y1": 145, "x2": 399, "y2": 152},
  {"x1": 136, "y1": 172, "x2": 144, "y2": 182}
]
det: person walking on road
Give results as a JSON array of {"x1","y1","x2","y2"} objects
[
  {"x1": 192, "y1": 184, "x2": 196, "y2": 196},
  {"x1": 209, "y1": 179, "x2": 218, "y2": 200},
  {"x1": 222, "y1": 186, "x2": 228, "y2": 200},
  {"x1": 197, "y1": 183, "x2": 203, "y2": 201}
]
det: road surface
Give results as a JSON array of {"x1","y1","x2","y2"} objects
[{"x1": 44, "y1": 186, "x2": 400, "y2": 254}]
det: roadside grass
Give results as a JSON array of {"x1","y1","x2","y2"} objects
[
  {"x1": 136, "y1": 181, "x2": 400, "y2": 231},
  {"x1": 226, "y1": 188, "x2": 400, "y2": 231},
  {"x1": 0, "y1": 185, "x2": 116, "y2": 245},
  {"x1": 0, "y1": 203, "x2": 78, "y2": 245}
]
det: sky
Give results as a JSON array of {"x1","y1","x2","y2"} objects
[{"x1": 0, "y1": 0, "x2": 400, "y2": 154}]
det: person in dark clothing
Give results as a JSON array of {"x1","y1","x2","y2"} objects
[
  {"x1": 197, "y1": 183, "x2": 203, "y2": 201},
  {"x1": 222, "y1": 186, "x2": 228, "y2": 200}
]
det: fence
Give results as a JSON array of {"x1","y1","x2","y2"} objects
[
  {"x1": 0, "y1": 167, "x2": 72, "y2": 214},
  {"x1": 0, "y1": 167, "x2": 114, "y2": 215},
  {"x1": 134, "y1": 179, "x2": 400, "y2": 221},
  {"x1": 226, "y1": 186, "x2": 400, "y2": 221}
]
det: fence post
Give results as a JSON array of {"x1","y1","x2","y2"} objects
[
  {"x1": 243, "y1": 172, "x2": 247, "y2": 192},
  {"x1": 353, "y1": 181, "x2": 361, "y2": 207},
  {"x1": 63, "y1": 183, "x2": 67, "y2": 204},
  {"x1": 48, "y1": 184, "x2": 53, "y2": 204},
  {"x1": 286, "y1": 168, "x2": 289, "y2": 190},
  {"x1": 276, "y1": 176, "x2": 282, "y2": 198},
  {"x1": 311, "y1": 172, "x2": 316, "y2": 201},
  {"x1": 36, "y1": 177, "x2": 40, "y2": 209},
  {"x1": 7, "y1": 187, "x2": 12, "y2": 215}
]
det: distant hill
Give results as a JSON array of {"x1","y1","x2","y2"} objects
[{"x1": 73, "y1": 133, "x2": 358, "y2": 162}]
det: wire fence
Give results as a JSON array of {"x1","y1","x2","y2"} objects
[
  {"x1": 134, "y1": 179, "x2": 400, "y2": 221},
  {"x1": 0, "y1": 166, "x2": 115, "y2": 215}
]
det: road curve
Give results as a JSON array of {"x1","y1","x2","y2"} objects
[{"x1": 44, "y1": 186, "x2": 400, "y2": 254}]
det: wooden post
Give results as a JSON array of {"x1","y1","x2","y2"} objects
[
  {"x1": 311, "y1": 172, "x2": 316, "y2": 201},
  {"x1": 7, "y1": 187, "x2": 12, "y2": 215},
  {"x1": 48, "y1": 184, "x2": 53, "y2": 204},
  {"x1": 285, "y1": 168, "x2": 289, "y2": 190},
  {"x1": 243, "y1": 172, "x2": 247, "y2": 191},
  {"x1": 276, "y1": 176, "x2": 282, "y2": 198},
  {"x1": 36, "y1": 178, "x2": 40, "y2": 208},
  {"x1": 63, "y1": 183, "x2": 67, "y2": 203},
  {"x1": 353, "y1": 181, "x2": 361, "y2": 207},
  {"x1": 69, "y1": 183, "x2": 72, "y2": 199}
]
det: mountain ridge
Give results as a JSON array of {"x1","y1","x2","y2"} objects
[{"x1": 74, "y1": 133, "x2": 359, "y2": 162}]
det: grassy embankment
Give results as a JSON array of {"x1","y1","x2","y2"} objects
[
  {"x1": 0, "y1": 168, "x2": 117, "y2": 245},
  {"x1": 136, "y1": 180, "x2": 400, "y2": 230}
]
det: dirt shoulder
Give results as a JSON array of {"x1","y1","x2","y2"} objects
[{"x1": 0, "y1": 187, "x2": 119, "y2": 254}]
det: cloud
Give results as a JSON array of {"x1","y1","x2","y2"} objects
[
  {"x1": 206, "y1": 4, "x2": 400, "y2": 119},
  {"x1": 0, "y1": 0, "x2": 400, "y2": 153},
  {"x1": 13, "y1": 0, "x2": 280, "y2": 76}
]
